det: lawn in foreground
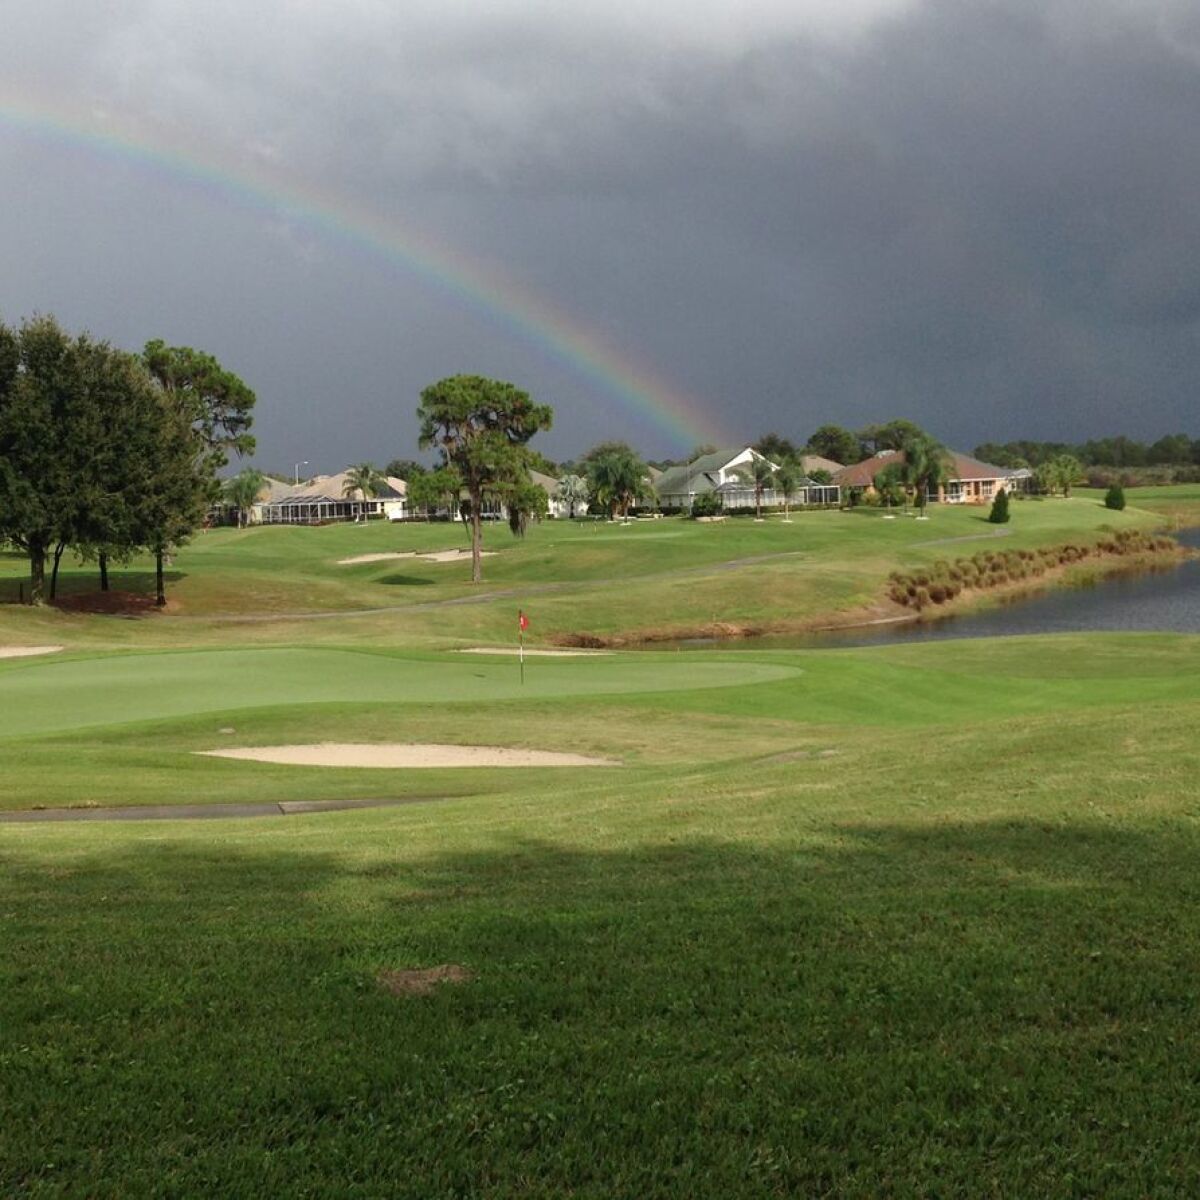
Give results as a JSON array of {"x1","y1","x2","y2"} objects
[{"x1": 3, "y1": 635, "x2": 1200, "y2": 1194}]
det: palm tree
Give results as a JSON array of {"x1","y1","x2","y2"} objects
[
  {"x1": 556, "y1": 473, "x2": 589, "y2": 519},
  {"x1": 750, "y1": 456, "x2": 775, "y2": 520},
  {"x1": 223, "y1": 468, "x2": 267, "y2": 528},
  {"x1": 1052, "y1": 454, "x2": 1083, "y2": 498},
  {"x1": 874, "y1": 462, "x2": 908, "y2": 509},
  {"x1": 586, "y1": 446, "x2": 650, "y2": 520},
  {"x1": 342, "y1": 462, "x2": 387, "y2": 521},
  {"x1": 898, "y1": 436, "x2": 955, "y2": 512},
  {"x1": 774, "y1": 459, "x2": 801, "y2": 522}
]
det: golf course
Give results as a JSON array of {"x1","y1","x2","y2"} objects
[{"x1": 3, "y1": 491, "x2": 1200, "y2": 1194}]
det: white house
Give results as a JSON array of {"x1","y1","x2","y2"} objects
[{"x1": 655, "y1": 447, "x2": 840, "y2": 510}]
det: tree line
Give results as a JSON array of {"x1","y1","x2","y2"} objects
[
  {"x1": 973, "y1": 434, "x2": 1200, "y2": 470},
  {"x1": 0, "y1": 315, "x2": 255, "y2": 606}
]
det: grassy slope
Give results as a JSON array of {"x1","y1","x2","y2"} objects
[
  {"x1": 3, "y1": 637, "x2": 1200, "y2": 1194},
  {"x1": 0, "y1": 492, "x2": 1174, "y2": 649}
]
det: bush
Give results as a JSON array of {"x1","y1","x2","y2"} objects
[
  {"x1": 1105, "y1": 483, "x2": 1126, "y2": 511},
  {"x1": 987, "y1": 487, "x2": 1011, "y2": 524},
  {"x1": 690, "y1": 494, "x2": 720, "y2": 518}
]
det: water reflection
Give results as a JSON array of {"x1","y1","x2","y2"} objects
[{"x1": 676, "y1": 527, "x2": 1200, "y2": 650}]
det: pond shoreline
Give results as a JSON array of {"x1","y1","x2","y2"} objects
[{"x1": 552, "y1": 530, "x2": 1197, "y2": 650}]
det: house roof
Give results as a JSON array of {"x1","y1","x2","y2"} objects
[
  {"x1": 272, "y1": 470, "x2": 407, "y2": 505},
  {"x1": 529, "y1": 470, "x2": 560, "y2": 494},
  {"x1": 831, "y1": 450, "x2": 1015, "y2": 488},
  {"x1": 799, "y1": 454, "x2": 843, "y2": 476},
  {"x1": 655, "y1": 447, "x2": 764, "y2": 497},
  {"x1": 256, "y1": 477, "x2": 296, "y2": 503}
]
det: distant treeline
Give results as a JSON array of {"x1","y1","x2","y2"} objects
[{"x1": 973, "y1": 435, "x2": 1200, "y2": 469}]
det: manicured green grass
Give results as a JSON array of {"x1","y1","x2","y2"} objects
[
  {"x1": 3, "y1": 634, "x2": 1200, "y2": 1194},
  {"x1": 4, "y1": 636, "x2": 1200, "y2": 811}
]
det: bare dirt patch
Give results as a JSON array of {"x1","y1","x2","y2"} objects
[
  {"x1": 0, "y1": 645, "x2": 64, "y2": 659},
  {"x1": 53, "y1": 590, "x2": 169, "y2": 616},
  {"x1": 197, "y1": 742, "x2": 619, "y2": 768},
  {"x1": 378, "y1": 964, "x2": 474, "y2": 996}
]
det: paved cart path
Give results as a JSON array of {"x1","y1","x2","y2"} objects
[{"x1": 0, "y1": 795, "x2": 449, "y2": 824}]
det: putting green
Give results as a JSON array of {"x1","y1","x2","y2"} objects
[{"x1": 0, "y1": 647, "x2": 800, "y2": 739}]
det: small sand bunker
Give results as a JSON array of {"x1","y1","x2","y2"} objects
[
  {"x1": 337, "y1": 549, "x2": 494, "y2": 565},
  {"x1": 378, "y1": 964, "x2": 474, "y2": 996},
  {"x1": 457, "y1": 647, "x2": 612, "y2": 657},
  {"x1": 418, "y1": 549, "x2": 495, "y2": 563},
  {"x1": 198, "y1": 742, "x2": 618, "y2": 768},
  {"x1": 337, "y1": 552, "x2": 416, "y2": 565},
  {"x1": 0, "y1": 645, "x2": 64, "y2": 659}
]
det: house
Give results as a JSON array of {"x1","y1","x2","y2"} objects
[
  {"x1": 529, "y1": 470, "x2": 572, "y2": 519},
  {"x1": 656, "y1": 446, "x2": 840, "y2": 511},
  {"x1": 831, "y1": 450, "x2": 1025, "y2": 504},
  {"x1": 258, "y1": 471, "x2": 409, "y2": 524}
]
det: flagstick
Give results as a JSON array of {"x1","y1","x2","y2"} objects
[{"x1": 519, "y1": 611, "x2": 525, "y2": 686}]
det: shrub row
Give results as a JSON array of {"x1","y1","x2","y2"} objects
[{"x1": 886, "y1": 529, "x2": 1174, "y2": 611}]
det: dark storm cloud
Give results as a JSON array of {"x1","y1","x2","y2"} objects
[{"x1": 2, "y1": 0, "x2": 1199, "y2": 462}]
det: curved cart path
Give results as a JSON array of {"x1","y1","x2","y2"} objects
[{"x1": 0, "y1": 794, "x2": 449, "y2": 824}]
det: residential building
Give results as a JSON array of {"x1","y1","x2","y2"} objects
[
  {"x1": 656, "y1": 446, "x2": 840, "y2": 510},
  {"x1": 831, "y1": 450, "x2": 1026, "y2": 504},
  {"x1": 258, "y1": 471, "x2": 409, "y2": 524}
]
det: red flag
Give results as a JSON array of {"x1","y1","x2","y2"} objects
[{"x1": 519, "y1": 611, "x2": 529, "y2": 631}]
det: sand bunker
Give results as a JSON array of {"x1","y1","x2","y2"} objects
[
  {"x1": 337, "y1": 549, "x2": 495, "y2": 565},
  {"x1": 198, "y1": 742, "x2": 618, "y2": 768},
  {"x1": 0, "y1": 645, "x2": 64, "y2": 659},
  {"x1": 418, "y1": 549, "x2": 494, "y2": 563},
  {"x1": 338, "y1": 552, "x2": 416, "y2": 565},
  {"x1": 457, "y1": 647, "x2": 612, "y2": 657}
]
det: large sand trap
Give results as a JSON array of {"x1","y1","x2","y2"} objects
[
  {"x1": 457, "y1": 647, "x2": 612, "y2": 657},
  {"x1": 0, "y1": 645, "x2": 64, "y2": 659},
  {"x1": 337, "y1": 549, "x2": 494, "y2": 565},
  {"x1": 197, "y1": 742, "x2": 618, "y2": 768}
]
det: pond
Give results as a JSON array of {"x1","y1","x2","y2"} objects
[{"x1": 674, "y1": 527, "x2": 1200, "y2": 650}]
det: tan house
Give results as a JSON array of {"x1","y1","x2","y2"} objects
[
  {"x1": 832, "y1": 450, "x2": 1023, "y2": 504},
  {"x1": 258, "y1": 471, "x2": 409, "y2": 524}
]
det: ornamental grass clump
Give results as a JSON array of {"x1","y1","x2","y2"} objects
[{"x1": 885, "y1": 529, "x2": 1171, "y2": 610}]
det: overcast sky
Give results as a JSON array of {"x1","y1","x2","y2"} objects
[{"x1": 3, "y1": 0, "x2": 1200, "y2": 468}]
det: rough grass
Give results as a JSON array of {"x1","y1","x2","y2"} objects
[
  {"x1": 0, "y1": 495, "x2": 1170, "y2": 650},
  {"x1": 3, "y1": 659, "x2": 1200, "y2": 1195},
  {"x1": 2, "y1": 496, "x2": 1199, "y2": 1194}
]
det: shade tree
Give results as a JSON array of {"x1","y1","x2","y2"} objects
[
  {"x1": 417, "y1": 375, "x2": 552, "y2": 582},
  {"x1": 805, "y1": 424, "x2": 861, "y2": 466}
]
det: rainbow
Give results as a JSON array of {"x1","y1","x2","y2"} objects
[{"x1": 0, "y1": 93, "x2": 731, "y2": 450}]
